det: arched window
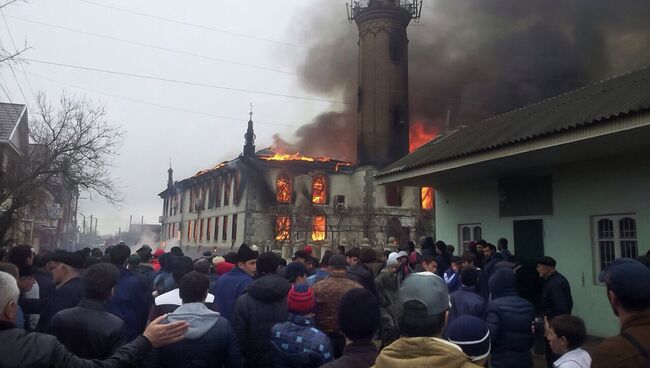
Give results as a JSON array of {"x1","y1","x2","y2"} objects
[
  {"x1": 276, "y1": 174, "x2": 292, "y2": 203},
  {"x1": 311, "y1": 215, "x2": 327, "y2": 241},
  {"x1": 312, "y1": 175, "x2": 327, "y2": 204}
]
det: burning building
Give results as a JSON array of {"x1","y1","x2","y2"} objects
[{"x1": 158, "y1": 0, "x2": 432, "y2": 257}]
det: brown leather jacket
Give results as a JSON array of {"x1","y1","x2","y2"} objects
[
  {"x1": 312, "y1": 273, "x2": 362, "y2": 334},
  {"x1": 592, "y1": 311, "x2": 650, "y2": 368}
]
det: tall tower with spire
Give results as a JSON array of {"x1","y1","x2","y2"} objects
[
  {"x1": 167, "y1": 161, "x2": 174, "y2": 189},
  {"x1": 243, "y1": 104, "x2": 256, "y2": 156},
  {"x1": 348, "y1": 0, "x2": 422, "y2": 167}
]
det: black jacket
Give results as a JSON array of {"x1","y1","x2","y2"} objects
[
  {"x1": 33, "y1": 270, "x2": 55, "y2": 300},
  {"x1": 486, "y1": 268, "x2": 535, "y2": 368},
  {"x1": 0, "y1": 320, "x2": 152, "y2": 368},
  {"x1": 26, "y1": 277, "x2": 85, "y2": 332},
  {"x1": 46, "y1": 299, "x2": 126, "y2": 359},
  {"x1": 320, "y1": 341, "x2": 378, "y2": 368},
  {"x1": 541, "y1": 271, "x2": 573, "y2": 319},
  {"x1": 347, "y1": 264, "x2": 379, "y2": 297},
  {"x1": 233, "y1": 274, "x2": 289, "y2": 368}
]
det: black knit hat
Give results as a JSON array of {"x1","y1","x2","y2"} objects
[
  {"x1": 171, "y1": 256, "x2": 194, "y2": 281},
  {"x1": 536, "y1": 256, "x2": 557, "y2": 267},
  {"x1": 256, "y1": 252, "x2": 281, "y2": 276},
  {"x1": 236, "y1": 243, "x2": 259, "y2": 263},
  {"x1": 50, "y1": 250, "x2": 83, "y2": 269},
  {"x1": 339, "y1": 288, "x2": 380, "y2": 341}
]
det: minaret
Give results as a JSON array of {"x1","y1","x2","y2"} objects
[
  {"x1": 243, "y1": 104, "x2": 256, "y2": 156},
  {"x1": 348, "y1": 0, "x2": 421, "y2": 167},
  {"x1": 167, "y1": 161, "x2": 174, "y2": 189}
]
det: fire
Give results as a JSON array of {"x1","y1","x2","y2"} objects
[
  {"x1": 312, "y1": 175, "x2": 327, "y2": 204},
  {"x1": 276, "y1": 175, "x2": 292, "y2": 203},
  {"x1": 275, "y1": 215, "x2": 291, "y2": 241},
  {"x1": 311, "y1": 215, "x2": 326, "y2": 241},
  {"x1": 421, "y1": 187, "x2": 434, "y2": 210},
  {"x1": 410, "y1": 122, "x2": 438, "y2": 152},
  {"x1": 259, "y1": 149, "x2": 355, "y2": 171}
]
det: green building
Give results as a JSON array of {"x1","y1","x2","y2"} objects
[{"x1": 376, "y1": 67, "x2": 650, "y2": 337}]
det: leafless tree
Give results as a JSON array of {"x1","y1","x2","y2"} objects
[
  {"x1": 0, "y1": 0, "x2": 28, "y2": 64},
  {"x1": 0, "y1": 93, "x2": 124, "y2": 241}
]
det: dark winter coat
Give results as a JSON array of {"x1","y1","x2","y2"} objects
[
  {"x1": 31, "y1": 276, "x2": 84, "y2": 332},
  {"x1": 46, "y1": 299, "x2": 126, "y2": 360},
  {"x1": 0, "y1": 320, "x2": 152, "y2": 368},
  {"x1": 320, "y1": 341, "x2": 378, "y2": 368},
  {"x1": 540, "y1": 271, "x2": 573, "y2": 319},
  {"x1": 105, "y1": 268, "x2": 152, "y2": 342},
  {"x1": 33, "y1": 269, "x2": 55, "y2": 300},
  {"x1": 232, "y1": 274, "x2": 289, "y2": 368},
  {"x1": 435, "y1": 253, "x2": 451, "y2": 278},
  {"x1": 479, "y1": 255, "x2": 500, "y2": 300},
  {"x1": 449, "y1": 286, "x2": 486, "y2": 325},
  {"x1": 213, "y1": 267, "x2": 254, "y2": 322},
  {"x1": 347, "y1": 264, "x2": 379, "y2": 297},
  {"x1": 486, "y1": 268, "x2": 535, "y2": 368},
  {"x1": 146, "y1": 303, "x2": 242, "y2": 368},
  {"x1": 443, "y1": 268, "x2": 461, "y2": 293}
]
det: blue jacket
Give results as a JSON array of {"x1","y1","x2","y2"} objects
[
  {"x1": 213, "y1": 267, "x2": 254, "y2": 322},
  {"x1": 486, "y1": 268, "x2": 535, "y2": 368},
  {"x1": 146, "y1": 303, "x2": 242, "y2": 368},
  {"x1": 105, "y1": 268, "x2": 152, "y2": 341},
  {"x1": 307, "y1": 269, "x2": 329, "y2": 286},
  {"x1": 271, "y1": 314, "x2": 334, "y2": 368},
  {"x1": 443, "y1": 268, "x2": 461, "y2": 293},
  {"x1": 449, "y1": 286, "x2": 486, "y2": 325}
]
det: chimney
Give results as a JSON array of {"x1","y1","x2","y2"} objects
[
  {"x1": 243, "y1": 105, "x2": 256, "y2": 156},
  {"x1": 348, "y1": 0, "x2": 421, "y2": 167}
]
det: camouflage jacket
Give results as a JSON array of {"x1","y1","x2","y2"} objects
[{"x1": 312, "y1": 273, "x2": 362, "y2": 334}]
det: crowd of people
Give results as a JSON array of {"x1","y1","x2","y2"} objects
[{"x1": 0, "y1": 237, "x2": 648, "y2": 368}]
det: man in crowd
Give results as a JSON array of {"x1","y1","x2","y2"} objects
[
  {"x1": 375, "y1": 252, "x2": 400, "y2": 348},
  {"x1": 313, "y1": 255, "x2": 362, "y2": 358},
  {"x1": 46, "y1": 263, "x2": 126, "y2": 359},
  {"x1": 153, "y1": 256, "x2": 215, "y2": 317},
  {"x1": 536, "y1": 255, "x2": 573, "y2": 367},
  {"x1": 446, "y1": 315, "x2": 492, "y2": 366},
  {"x1": 592, "y1": 258, "x2": 650, "y2": 368},
  {"x1": 284, "y1": 261, "x2": 309, "y2": 285},
  {"x1": 147, "y1": 272, "x2": 242, "y2": 368},
  {"x1": 0, "y1": 270, "x2": 190, "y2": 367},
  {"x1": 233, "y1": 252, "x2": 289, "y2": 368},
  {"x1": 271, "y1": 284, "x2": 333, "y2": 367},
  {"x1": 307, "y1": 251, "x2": 332, "y2": 286},
  {"x1": 449, "y1": 265, "x2": 486, "y2": 326},
  {"x1": 444, "y1": 256, "x2": 463, "y2": 293},
  {"x1": 347, "y1": 248, "x2": 379, "y2": 297},
  {"x1": 105, "y1": 243, "x2": 152, "y2": 341},
  {"x1": 213, "y1": 243, "x2": 258, "y2": 322},
  {"x1": 345, "y1": 247, "x2": 361, "y2": 268},
  {"x1": 374, "y1": 272, "x2": 480, "y2": 367},
  {"x1": 321, "y1": 288, "x2": 380, "y2": 368},
  {"x1": 434, "y1": 240, "x2": 451, "y2": 278},
  {"x1": 479, "y1": 243, "x2": 499, "y2": 300}
]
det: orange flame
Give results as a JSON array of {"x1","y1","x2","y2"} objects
[
  {"x1": 311, "y1": 215, "x2": 326, "y2": 241},
  {"x1": 421, "y1": 187, "x2": 434, "y2": 210},
  {"x1": 410, "y1": 122, "x2": 438, "y2": 152},
  {"x1": 275, "y1": 215, "x2": 291, "y2": 241},
  {"x1": 259, "y1": 149, "x2": 355, "y2": 171}
]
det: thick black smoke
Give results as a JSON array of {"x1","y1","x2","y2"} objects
[{"x1": 275, "y1": 0, "x2": 650, "y2": 161}]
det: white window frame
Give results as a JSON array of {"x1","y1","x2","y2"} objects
[
  {"x1": 458, "y1": 223, "x2": 482, "y2": 254},
  {"x1": 591, "y1": 213, "x2": 638, "y2": 283}
]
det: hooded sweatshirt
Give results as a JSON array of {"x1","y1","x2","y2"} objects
[
  {"x1": 233, "y1": 274, "x2": 290, "y2": 368},
  {"x1": 373, "y1": 337, "x2": 481, "y2": 368},
  {"x1": 146, "y1": 302, "x2": 242, "y2": 368}
]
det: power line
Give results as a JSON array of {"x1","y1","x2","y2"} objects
[
  {"x1": 1, "y1": 9, "x2": 37, "y2": 103},
  {"x1": 24, "y1": 58, "x2": 352, "y2": 105},
  {"x1": 7, "y1": 15, "x2": 298, "y2": 77},
  {"x1": 75, "y1": 0, "x2": 323, "y2": 52},
  {"x1": 27, "y1": 72, "x2": 303, "y2": 128}
]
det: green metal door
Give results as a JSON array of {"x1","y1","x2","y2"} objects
[{"x1": 513, "y1": 219, "x2": 544, "y2": 312}]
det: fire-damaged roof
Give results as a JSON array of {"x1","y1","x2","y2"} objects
[
  {"x1": 0, "y1": 102, "x2": 26, "y2": 141},
  {"x1": 377, "y1": 66, "x2": 650, "y2": 178}
]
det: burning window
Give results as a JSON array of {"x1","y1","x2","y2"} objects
[
  {"x1": 312, "y1": 175, "x2": 327, "y2": 205},
  {"x1": 311, "y1": 215, "x2": 327, "y2": 241},
  {"x1": 421, "y1": 187, "x2": 434, "y2": 210},
  {"x1": 276, "y1": 175, "x2": 292, "y2": 203},
  {"x1": 275, "y1": 215, "x2": 291, "y2": 241}
]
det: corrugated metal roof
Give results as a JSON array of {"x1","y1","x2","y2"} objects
[
  {"x1": 378, "y1": 66, "x2": 650, "y2": 177},
  {"x1": 0, "y1": 102, "x2": 25, "y2": 141}
]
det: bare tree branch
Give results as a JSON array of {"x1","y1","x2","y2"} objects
[{"x1": 0, "y1": 0, "x2": 25, "y2": 9}]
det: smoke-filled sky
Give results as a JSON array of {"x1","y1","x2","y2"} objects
[{"x1": 2, "y1": 0, "x2": 649, "y2": 235}]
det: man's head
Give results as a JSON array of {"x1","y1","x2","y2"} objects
[
  {"x1": 171, "y1": 256, "x2": 194, "y2": 284},
  {"x1": 179, "y1": 272, "x2": 209, "y2": 304},
  {"x1": 461, "y1": 252, "x2": 476, "y2": 267},
  {"x1": 399, "y1": 272, "x2": 450, "y2": 337},
  {"x1": 256, "y1": 252, "x2": 281, "y2": 277},
  {"x1": 446, "y1": 315, "x2": 491, "y2": 365},
  {"x1": 236, "y1": 244, "x2": 259, "y2": 277},
  {"x1": 7, "y1": 244, "x2": 33, "y2": 266},
  {"x1": 127, "y1": 254, "x2": 141, "y2": 269},
  {"x1": 476, "y1": 239, "x2": 487, "y2": 253},
  {"x1": 109, "y1": 243, "x2": 131, "y2": 267},
  {"x1": 292, "y1": 250, "x2": 309, "y2": 264},
  {"x1": 386, "y1": 252, "x2": 400, "y2": 272},
  {"x1": 435, "y1": 241, "x2": 447, "y2": 255},
  {"x1": 320, "y1": 251, "x2": 333, "y2": 270},
  {"x1": 497, "y1": 238, "x2": 508, "y2": 251},
  {"x1": 547, "y1": 315, "x2": 586, "y2": 356},
  {"x1": 170, "y1": 246, "x2": 184, "y2": 257},
  {"x1": 0, "y1": 271, "x2": 20, "y2": 323},
  {"x1": 599, "y1": 258, "x2": 650, "y2": 317},
  {"x1": 339, "y1": 288, "x2": 380, "y2": 342},
  {"x1": 536, "y1": 256, "x2": 557, "y2": 278},
  {"x1": 285, "y1": 262, "x2": 308, "y2": 284},
  {"x1": 193, "y1": 258, "x2": 211, "y2": 275},
  {"x1": 17, "y1": 264, "x2": 35, "y2": 293},
  {"x1": 329, "y1": 255, "x2": 348, "y2": 274},
  {"x1": 421, "y1": 254, "x2": 437, "y2": 274},
  {"x1": 136, "y1": 247, "x2": 153, "y2": 263},
  {"x1": 32, "y1": 252, "x2": 51, "y2": 270},
  {"x1": 360, "y1": 248, "x2": 377, "y2": 265},
  {"x1": 48, "y1": 251, "x2": 83, "y2": 285},
  {"x1": 396, "y1": 251, "x2": 409, "y2": 265},
  {"x1": 345, "y1": 248, "x2": 361, "y2": 267},
  {"x1": 84, "y1": 263, "x2": 120, "y2": 302},
  {"x1": 287, "y1": 284, "x2": 316, "y2": 315},
  {"x1": 460, "y1": 265, "x2": 479, "y2": 287},
  {"x1": 451, "y1": 256, "x2": 463, "y2": 273},
  {"x1": 337, "y1": 245, "x2": 346, "y2": 255},
  {"x1": 483, "y1": 243, "x2": 496, "y2": 258}
]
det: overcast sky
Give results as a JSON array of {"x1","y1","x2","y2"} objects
[{"x1": 0, "y1": 0, "x2": 351, "y2": 234}]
